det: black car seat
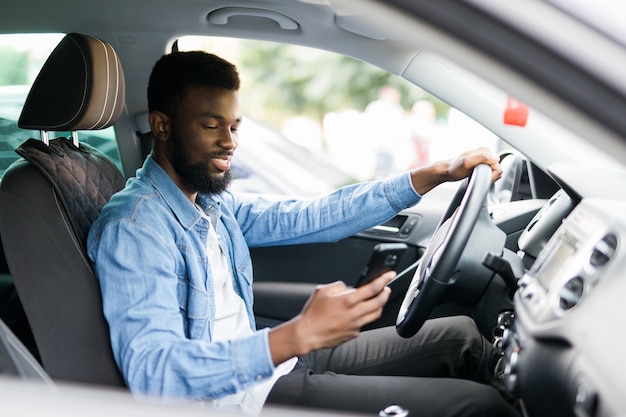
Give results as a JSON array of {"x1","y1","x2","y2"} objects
[{"x1": 0, "y1": 33, "x2": 127, "y2": 387}]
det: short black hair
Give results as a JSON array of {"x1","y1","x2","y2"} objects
[{"x1": 147, "y1": 51, "x2": 240, "y2": 116}]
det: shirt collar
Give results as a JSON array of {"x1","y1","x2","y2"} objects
[{"x1": 141, "y1": 155, "x2": 222, "y2": 230}]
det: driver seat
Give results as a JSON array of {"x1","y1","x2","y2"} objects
[{"x1": 0, "y1": 33, "x2": 127, "y2": 387}]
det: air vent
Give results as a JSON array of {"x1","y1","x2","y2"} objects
[
  {"x1": 589, "y1": 233, "x2": 617, "y2": 267},
  {"x1": 557, "y1": 276, "x2": 584, "y2": 312}
]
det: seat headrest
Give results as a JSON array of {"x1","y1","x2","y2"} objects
[{"x1": 18, "y1": 33, "x2": 125, "y2": 132}]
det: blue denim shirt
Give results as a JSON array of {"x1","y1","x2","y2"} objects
[{"x1": 87, "y1": 155, "x2": 421, "y2": 400}]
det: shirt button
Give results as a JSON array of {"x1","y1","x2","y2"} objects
[{"x1": 255, "y1": 375, "x2": 263, "y2": 381}]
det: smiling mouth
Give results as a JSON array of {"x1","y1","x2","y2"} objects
[{"x1": 212, "y1": 154, "x2": 232, "y2": 172}]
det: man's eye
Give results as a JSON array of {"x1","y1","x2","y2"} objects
[{"x1": 203, "y1": 125, "x2": 218, "y2": 130}]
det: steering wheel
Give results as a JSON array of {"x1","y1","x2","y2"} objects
[{"x1": 396, "y1": 163, "x2": 494, "y2": 338}]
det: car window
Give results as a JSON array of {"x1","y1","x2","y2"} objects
[
  {"x1": 0, "y1": 34, "x2": 123, "y2": 177},
  {"x1": 177, "y1": 36, "x2": 503, "y2": 192},
  {"x1": 231, "y1": 116, "x2": 358, "y2": 197}
]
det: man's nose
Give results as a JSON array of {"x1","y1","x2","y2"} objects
[{"x1": 219, "y1": 129, "x2": 238, "y2": 150}]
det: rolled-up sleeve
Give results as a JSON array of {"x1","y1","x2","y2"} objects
[{"x1": 229, "y1": 172, "x2": 421, "y2": 247}]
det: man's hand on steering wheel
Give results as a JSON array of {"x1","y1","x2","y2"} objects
[
  {"x1": 409, "y1": 147, "x2": 502, "y2": 196},
  {"x1": 446, "y1": 147, "x2": 502, "y2": 182},
  {"x1": 396, "y1": 148, "x2": 506, "y2": 339}
]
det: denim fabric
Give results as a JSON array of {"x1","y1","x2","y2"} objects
[{"x1": 87, "y1": 155, "x2": 420, "y2": 400}]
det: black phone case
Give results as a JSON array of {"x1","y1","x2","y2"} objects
[{"x1": 355, "y1": 242, "x2": 408, "y2": 287}]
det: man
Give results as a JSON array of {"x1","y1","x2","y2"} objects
[{"x1": 88, "y1": 51, "x2": 519, "y2": 417}]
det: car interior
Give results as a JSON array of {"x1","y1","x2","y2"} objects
[
  {"x1": 0, "y1": 33, "x2": 126, "y2": 386},
  {"x1": 1, "y1": 1, "x2": 626, "y2": 417}
]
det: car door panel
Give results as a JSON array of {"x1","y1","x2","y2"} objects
[
  {"x1": 251, "y1": 210, "x2": 430, "y2": 277},
  {"x1": 251, "y1": 211, "x2": 430, "y2": 328}
]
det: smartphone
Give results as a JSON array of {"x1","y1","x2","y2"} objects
[{"x1": 355, "y1": 243, "x2": 408, "y2": 287}]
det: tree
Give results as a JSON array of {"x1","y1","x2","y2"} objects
[
  {"x1": 0, "y1": 47, "x2": 28, "y2": 86},
  {"x1": 236, "y1": 41, "x2": 447, "y2": 127}
]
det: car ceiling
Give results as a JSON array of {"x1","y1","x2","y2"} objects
[
  {"x1": 0, "y1": 0, "x2": 419, "y2": 74},
  {"x1": 0, "y1": 1, "x2": 422, "y2": 114},
  {"x1": 2, "y1": 0, "x2": 626, "y2": 168}
]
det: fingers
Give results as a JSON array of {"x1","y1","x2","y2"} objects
[
  {"x1": 464, "y1": 147, "x2": 497, "y2": 168},
  {"x1": 297, "y1": 273, "x2": 394, "y2": 350},
  {"x1": 490, "y1": 161, "x2": 503, "y2": 182},
  {"x1": 315, "y1": 271, "x2": 394, "y2": 301},
  {"x1": 466, "y1": 147, "x2": 501, "y2": 181},
  {"x1": 341, "y1": 272, "x2": 394, "y2": 325},
  {"x1": 351, "y1": 271, "x2": 395, "y2": 301},
  {"x1": 448, "y1": 147, "x2": 502, "y2": 182},
  {"x1": 472, "y1": 147, "x2": 502, "y2": 182},
  {"x1": 315, "y1": 280, "x2": 351, "y2": 295},
  {"x1": 352, "y1": 285, "x2": 392, "y2": 327}
]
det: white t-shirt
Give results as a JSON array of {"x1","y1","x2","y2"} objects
[{"x1": 198, "y1": 207, "x2": 297, "y2": 415}]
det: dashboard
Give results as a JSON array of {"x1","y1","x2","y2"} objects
[{"x1": 500, "y1": 197, "x2": 626, "y2": 417}]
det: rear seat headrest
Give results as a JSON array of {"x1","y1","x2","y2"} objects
[{"x1": 18, "y1": 32, "x2": 125, "y2": 132}]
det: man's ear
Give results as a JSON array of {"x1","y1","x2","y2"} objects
[{"x1": 148, "y1": 111, "x2": 170, "y2": 142}]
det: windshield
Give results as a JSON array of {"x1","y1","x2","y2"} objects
[{"x1": 400, "y1": 48, "x2": 626, "y2": 175}]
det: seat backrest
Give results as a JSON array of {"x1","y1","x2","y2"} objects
[{"x1": 0, "y1": 33, "x2": 127, "y2": 387}]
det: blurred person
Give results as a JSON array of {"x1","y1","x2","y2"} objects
[
  {"x1": 364, "y1": 86, "x2": 413, "y2": 177},
  {"x1": 407, "y1": 100, "x2": 437, "y2": 168}
]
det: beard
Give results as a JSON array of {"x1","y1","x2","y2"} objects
[{"x1": 169, "y1": 134, "x2": 232, "y2": 195}]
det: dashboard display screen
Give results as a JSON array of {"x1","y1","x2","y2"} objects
[{"x1": 530, "y1": 234, "x2": 578, "y2": 288}]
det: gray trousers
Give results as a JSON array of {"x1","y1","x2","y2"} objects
[{"x1": 266, "y1": 315, "x2": 520, "y2": 417}]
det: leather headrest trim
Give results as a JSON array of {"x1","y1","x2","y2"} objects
[{"x1": 18, "y1": 33, "x2": 125, "y2": 131}]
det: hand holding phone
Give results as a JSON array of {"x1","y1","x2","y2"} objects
[{"x1": 355, "y1": 243, "x2": 408, "y2": 287}]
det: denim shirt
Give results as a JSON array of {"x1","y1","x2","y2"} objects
[{"x1": 87, "y1": 155, "x2": 421, "y2": 400}]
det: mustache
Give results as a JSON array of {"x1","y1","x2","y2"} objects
[{"x1": 209, "y1": 150, "x2": 234, "y2": 158}]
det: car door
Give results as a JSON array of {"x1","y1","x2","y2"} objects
[{"x1": 251, "y1": 207, "x2": 435, "y2": 330}]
